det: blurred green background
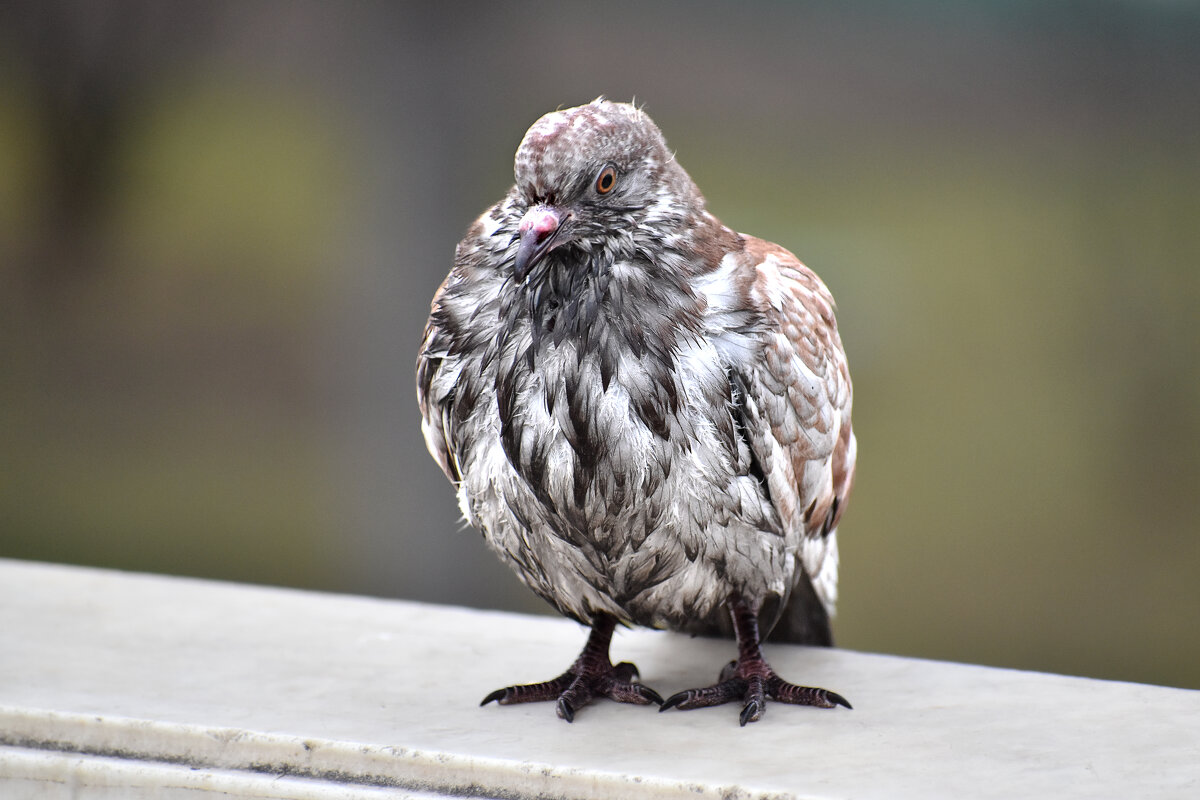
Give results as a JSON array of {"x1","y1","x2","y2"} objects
[{"x1": 2, "y1": 1, "x2": 1197, "y2": 690}]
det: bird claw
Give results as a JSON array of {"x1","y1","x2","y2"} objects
[
  {"x1": 483, "y1": 661, "x2": 661, "y2": 722},
  {"x1": 660, "y1": 601, "x2": 850, "y2": 724},
  {"x1": 661, "y1": 667, "x2": 849, "y2": 724},
  {"x1": 767, "y1": 674, "x2": 852, "y2": 711},
  {"x1": 480, "y1": 672, "x2": 573, "y2": 706},
  {"x1": 660, "y1": 676, "x2": 747, "y2": 715},
  {"x1": 739, "y1": 697, "x2": 763, "y2": 727},
  {"x1": 556, "y1": 695, "x2": 576, "y2": 722}
]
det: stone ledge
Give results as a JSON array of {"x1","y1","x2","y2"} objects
[{"x1": 1, "y1": 558, "x2": 1197, "y2": 799}]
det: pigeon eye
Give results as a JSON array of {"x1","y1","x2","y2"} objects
[{"x1": 595, "y1": 166, "x2": 617, "y2": 195}]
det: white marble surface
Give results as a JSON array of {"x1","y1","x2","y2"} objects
[{"x1": 1, "y1": 558, "x2": 1197, "y2": 799}]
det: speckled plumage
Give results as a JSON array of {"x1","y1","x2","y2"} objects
[{"x1": 416, "y1": 100, "x2": 856, "y2": 723}]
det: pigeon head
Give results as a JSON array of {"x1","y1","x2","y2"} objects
[{"x1": 509, "y1": 100, "x2": 700, "y2": 280}]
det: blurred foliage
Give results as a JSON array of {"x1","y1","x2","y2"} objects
[
  {"x1": 0, "y1": 60, "x2": 352, "y2": 587},
  {"x1": 114, "y1": 80, "x2": 349, "y2": 294},
  {"x1": 1, "y1": 1, "x2": 1197, "y2": 692}
]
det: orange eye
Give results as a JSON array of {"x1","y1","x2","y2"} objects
[{"x1": 595, "y1": 166, "x2": 617, "y2": 195}]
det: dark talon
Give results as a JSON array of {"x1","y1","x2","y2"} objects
[
  {"x1": 665, "y1": 600, "x2": 850, "y2": 724},
  {"x1": 481, "y1": 614, "x2": 661, "y2": 721},
  {"x1": 659, "y1": 692, "x2": 686, "y2": 712},
  {"x1": 739, "y1": 699, "x2": 761, "y2": 727},
  {"x1": 639, "y1": 686, "x2": 665, "y2": 706},
  {"x1": 827, "y1": 691, "x2": 852, "y2": 710}
]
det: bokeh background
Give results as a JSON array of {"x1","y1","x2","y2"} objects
[{"x1": 2, "y1": 1, "x2": 1198, "y2": 690}]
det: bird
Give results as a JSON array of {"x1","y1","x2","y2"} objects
[{"x1": 416, "y1": 99, "x2": 856, "y2": 725}]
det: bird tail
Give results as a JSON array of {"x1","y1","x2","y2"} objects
[{"x1": 764, "y1": 573, "x2": 834, "y2": 646}]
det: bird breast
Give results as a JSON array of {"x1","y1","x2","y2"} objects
[{"x1": 446, "y1": 254, "x2": 788, "y2": 627}]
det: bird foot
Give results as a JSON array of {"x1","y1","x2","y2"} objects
[
  {"x1": 661, "y1": 658, "x2": 850, "y2": 726},
  {"x1": 482, "y1": 660, "x2": 663, "y2": 722}
]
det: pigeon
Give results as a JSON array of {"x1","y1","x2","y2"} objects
[{"x1": 417, "y1": 99, "x2": 856, "y2": 725}]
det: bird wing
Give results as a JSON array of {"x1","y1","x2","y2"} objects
[
  {"x1": 417, "y1": 204, "x2": 516, "y2": 491},
  {"x1": 416, "y1": 327, "x2": 457, "y2": 486},
  {"x1": 416, "y1": 270, "x2": 467, "y2": 487},
  {"x1": 700, "y1": 235, "x2": 856, "y2": 615}
]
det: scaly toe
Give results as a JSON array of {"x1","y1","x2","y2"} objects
[{"x1": 739, "y1": 697, "x2": 763, "y2": 726}]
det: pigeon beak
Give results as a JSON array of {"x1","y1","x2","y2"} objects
[{"x1": 513, "y1": 205, "x2": 566, "y2": 281}]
